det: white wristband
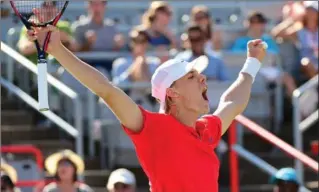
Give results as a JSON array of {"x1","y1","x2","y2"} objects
[{"x1": 240, "y1": 57, "x2": 262, "y2": 82}]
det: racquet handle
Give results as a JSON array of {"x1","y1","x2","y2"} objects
[{"x1": 37, "y1": 62, "x2": 49, "y2": 111}]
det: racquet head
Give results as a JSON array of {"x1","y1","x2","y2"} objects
[{"x1": 10, "y1": 1, "x2": 68, "y2": 27}]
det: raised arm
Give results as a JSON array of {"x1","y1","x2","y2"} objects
[
  {"x1": 28, "y1": 25, "x2": 143, "y2": 132},
  {"x1": 213, "y1": 39, "x2": 266, "y2": 134}
]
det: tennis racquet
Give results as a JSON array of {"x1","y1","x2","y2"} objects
[{"x1": 10, "y1": 1, "x2": 69, "y2": 111}]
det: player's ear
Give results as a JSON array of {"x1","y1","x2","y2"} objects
[{"x1": 166, "y1": 88, "x2": 180, "y2": 98}]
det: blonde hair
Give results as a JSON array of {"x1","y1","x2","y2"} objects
[
  {"x1": 142, "y1": 1, "x2": 170, "y2": 28},
  {"x1": 190, "y1": 5, "x2": 209, "y2": 18}
]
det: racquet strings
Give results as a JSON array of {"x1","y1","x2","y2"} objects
[{"x1": 12, "y1": 1, "x2": 66, "y2": 24}]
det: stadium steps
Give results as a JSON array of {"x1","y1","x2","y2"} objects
[{"x1": 1, "y1": 110, "x2": 34, "y2": 125}]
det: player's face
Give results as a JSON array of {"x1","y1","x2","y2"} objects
[{"x1": 169, "y1": 70, "x2": 209, "y2": 115}]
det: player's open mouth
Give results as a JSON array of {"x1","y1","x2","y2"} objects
[{"x1": 202, "y1": 87, "x2": 208, "y2": 101}]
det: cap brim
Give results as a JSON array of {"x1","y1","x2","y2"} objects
[
  {"x1": 107, "y1": 176, "x2": 136, "y2": 190},
  {"x1": 186, "y1": 55, "x2": 209, "y2": 74}
]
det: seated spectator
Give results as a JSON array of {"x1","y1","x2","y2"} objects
[
  {"x1": 296, "y1": 2, "x2": 318, "y2": 80},
  {"x1": 230, "y1": 11, "x2": 279, "y2": 53},
  {"x1": 190, "y1": 5, "x2": 223, "y2": 57},
  {"x1": 106, "y1": 168, "x2": 136, "y2": 192},
  {"x1": 112, "y1": 27, "x2": 160, "y2": 85},
  {"x1": 72, "y1": 0, "x2": 125, "y2": 72},
  {"x1": 112, "y1": 27, "x2": 160, "y2": 111},
  {"x1": 271, "y1": 167, "x2": 299, "y2": 192},
  {"x1": 0, "y1": 162, "x2": 21, "y2": 192},
  {"x1": 141, "y1": 1, "x2": 176, "y2": 62},
  {"x1": 42, "y1": 150, "x2": 92, "y2": 192},
  {"x1": 230, "y1": 12, "x2": 299, "y2": 100},
  {"x1": 175, "y1": 25, "x2": 228, "y2": 81},
  {"x1": 17, "y1": 1, "x2": 76, "y2": 64}
]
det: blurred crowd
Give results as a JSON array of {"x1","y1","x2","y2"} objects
[
  {"x1": 1, "y1": 150, "x2": 137, "y2": 192},
  {"x1": 1, "y1": 151, "x2": 301, "y2": 192},
  {"x1": 15, "y1": 1, "x2": 318, "y2": 118}
]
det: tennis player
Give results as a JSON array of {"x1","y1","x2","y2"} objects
[{"x1": 27, "y1": 25, "x2": 266, "y2": 191}]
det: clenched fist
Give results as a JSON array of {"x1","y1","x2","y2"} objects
[
  {"x1": 247, "y1": 39, "x2": 267, "y2": 63},
  {"x1": 26, "y1": 25, "x2": 62, "y2": 55}
]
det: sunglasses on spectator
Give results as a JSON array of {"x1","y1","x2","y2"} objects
[{"x1": 114, "y1": 182, "x2": 131, "y2": 190}]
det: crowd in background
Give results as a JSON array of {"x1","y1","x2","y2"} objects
[
  {"x1": 1, "y1": 1, "x2": 318, "y2": 192},
  {"x1": 15, "y1": 0, "x2": 318, "y2": 117}
]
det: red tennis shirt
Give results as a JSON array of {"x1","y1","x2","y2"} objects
[{"x1": 123, "y1": 107, "x2": 222, "y2": 192}]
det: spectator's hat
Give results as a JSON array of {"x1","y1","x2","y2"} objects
[
  {"x1": 0, "y1": 162, "x2": 18, "y2": 183},
  {"x1": 45, "y1": 150, "x2": 85, "y2": 175},
  {"x1": 107, "y1": 168, "x2": 136, "y2": 190},
  {"x1": 151, "y1": 56, "x2": 208, "y2": 113},
  {"x1": 271, "y1": 167, "x2": 299, "y2": 185},
  {"x1": 304, "y1": 1, "x2": 318, "y2": 12}
]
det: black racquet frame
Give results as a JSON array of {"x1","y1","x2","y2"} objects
[{"x1": 10, "y1": 1, "x2": 69, "y2": 60}]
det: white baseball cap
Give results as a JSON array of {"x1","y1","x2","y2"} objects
[
  {"x1": 151, "y1": 55, "x2": 209, "y2": 113},
  {"x1": 107, "y1": 168, "x2": 136, "y2": 190}
]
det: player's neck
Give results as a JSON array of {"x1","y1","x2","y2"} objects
[{"x1": 171, "y1": 109, "x2": 198, "y2": 128}]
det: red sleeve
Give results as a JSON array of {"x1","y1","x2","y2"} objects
[
  {"x1": 198, "y1": 115, "x2": 222, "y2": 148},
  {"x1": 122, "y1": 106, "x2": 158, "y2": 142}
]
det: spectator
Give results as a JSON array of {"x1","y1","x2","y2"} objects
[
  {"x1": 271, "y1": 167, "x2": 299, "y2": 192},
  {"x1": 112, "y1": 27, "x2": 160, "y2": 85},
  {"x1": 42, "y1": 150, "x2": 93, "y2": 192},
  {"x1": 106, "y1": 168, "x2": 136, "y2": 192},
  {"x1": 72, "y1": 0, "x2": 124, "y2": 52},
  {"x1": 231, "y1": 11, "x2": 279, "y2": 53},
  {"x1": 17, "y1": 1, "x2": 76, "y2": 64},
  {"x1": 230, "y1": 11, "x2": 298, "y2": 100},
  {"x1": 141, "y1": 1, "x2": 176, "y2": 61},
  {"x1": 0, "y1": 162, "x2": 21, "y2": 192},
  {"x1": 296, "y1": 2, "x2": 318, "y2": 79},
  {"x1": 72, "y1": 0, "x2": 125, "y2": 72},
  {"x1": 175, "y1": 24, "x2": 228, "y2": 81},
  {"x1": 190, "y1": 5, "x2": 223, "y2": 56},
  {"x1": 112, "y1": 27, "x2": 160, "y2": 111}
]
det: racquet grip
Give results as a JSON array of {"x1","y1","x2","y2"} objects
[{"x1": 37, "y1": 62, "x2": 49, "y2": 111}]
